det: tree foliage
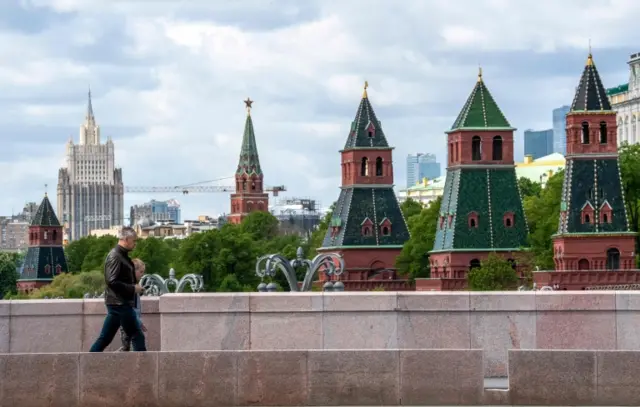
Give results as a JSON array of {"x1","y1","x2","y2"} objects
[
  {"x1": 396, "y1": 197, "x2": 442, "y2": 279},
  {"x1": 400, "y1": 198, "x2": 423, "y2": 220},
  {"x1": 468, "y1": 253, "x2": 519, "y2": 291},
  {"x1": 619, "y1": 142, "x2": 640, "y2": 260},
  {"x1": 518, "y1": 177, "x2": 542, "y2": 200},
  {"x1": 0, "y1": 252, "x2": 20, "y2": 299}
]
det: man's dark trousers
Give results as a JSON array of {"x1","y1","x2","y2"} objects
[{"x1": 89, "y1": 304, "x2": 146, "y2": 352}]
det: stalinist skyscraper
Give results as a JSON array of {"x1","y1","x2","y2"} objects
[{"x1": 57, "y1": 90, "x2": 124, "y2": 241}]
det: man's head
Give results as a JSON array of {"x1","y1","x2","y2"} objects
[
  {"x1": 132, "y1": 258, "x2": 146, "y2": 280},
  {"x1": 118, "y1": 226, "x2": 137, "y2": 251}
]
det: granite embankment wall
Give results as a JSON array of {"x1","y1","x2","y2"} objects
[
  {"x1": 2, "y1": 291, "x2": 640, "y2": 377},
  {"x1": 1, "y1": 349, "x2": 639, "y2": 406}
]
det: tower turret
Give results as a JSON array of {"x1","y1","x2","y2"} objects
[{"x1": 228, "y1": 98, "x2": 269, "y2": 224}]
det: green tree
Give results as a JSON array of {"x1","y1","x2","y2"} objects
[
  {"x1": 619, "y1": 142, "x2": 640, "y2": 259},
  {"x1": 518, "y1": 177, "x2": 542, "y2": 199},
  {"x1": 28, "y1": 270, "x2": 104, "y2": 299},
  {"x1": 65, "y1": 236, "x2": 93, "y2": 273},
  {"x1": 396, "y1": 196, "x2": 442, "y2": 279},
  {"x1": 80, "y1": 235, "x2": 117, "y2": 272},
  {"x1": 240, "y1": 211, "x2": 280, "y2": 241},
  {"x1": 400, "y1": 198, "x2": 423, "y2": 220},
  {"x1": 306, "y1": 202, "x2": 335, "y2": 254},
  {"x1": 468, "y1": 253, "x2": 519, "y2": 291},
  {"x1": 523, "y1": 170, "x2": 564, "y2": 269},
  {"x1": 131, "y1": 237, "x2": 175, "y2": 276},
  {"x1": 0, "y1": 252, "x2": 19, "y2": 299}
]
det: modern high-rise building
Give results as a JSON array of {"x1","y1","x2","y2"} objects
[
  {"x1": 552, "y1": 105, "x2": 570, "y2": 155},
  {"x1": 524, "y1": 129, "x2": 554, "y2": 159},
  {"x1": 406, "y1": 153, "x2": 441, "y2": 187},
  {"x1": 607, "y1": 52, "x2": 640, "y2": 145},
  {"x1": 57, "y1": 90, "x2": 124, "y2": 241},
  {"x1": 130, "y1": 199, "x2": 181, "y2": 226}
]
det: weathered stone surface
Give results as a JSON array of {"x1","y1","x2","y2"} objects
[
  {"x1": 80, "y1": 352, "x2": 158, "y2": 407},
  {"x1": 323, "y1": 291, "x2": 397, "y2": 311},
  {"x1": 323, "y1": 312, "x2": 397, "y2": 349},
  {"x1": 509, "y1": 349, "x2": 596, "y2": 405},
  {"x1": 10, "y1": 315, "x2": 82, "y2": 352},
  {"x1": 159, "y1": 293, "x2": 250, "y2": 313},
  {"x1": 399, "y1": 349, "x2": 483, "y2": 405},
  {"x1": 10, "y1": 299, "x2": 83, "y2": 315},
  {"x1": 398, "y1": 311, "x2": 470, "y2": 349},
  {"x1": 0, "y1": 353, "x2": 79, "y2": 407},
  {"x1": 596, "y1": 350, "x2": 640, "y2": 405},
  {"x1": 535, "y1": 291, "x2": 615, "y2": 311},
  {"x1": 536, "y1": 311, "x2": 615, "y2": 349},
  {"x1": 161, "y1": 313, "x2": 250, "y2": 351},
  {"x1": 237, "y1": 350, "x2": 308, "y2": 406},
  {"x1": 470, "y1": 292, "x2": 535, "y2": 311},
  {"x1": 398, "y1": 292, "x2": 469, "y2": 311},
  {"x1": 251, "y1": 313, "x2": 322, "y2": 349},
  {"x1": 307, "y1": 350, "x2": 398, "y2": 405},
  {"x1": 158, "y1": 351, "x2": 237, "y2": 407},
  {"x1": 250, "y1": 292, "x2": 322, "y2": 312}
]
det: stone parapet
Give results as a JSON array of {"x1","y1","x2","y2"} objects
[
  {"x1": 0, "y1": 349, "x2": 484, "y2": 407},
  {"x1": 6, "y1": 291, "x2": 640, "y2": 378}
]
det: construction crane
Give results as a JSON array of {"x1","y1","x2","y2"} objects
[{"x1": 124, "y1": 177, "x2": 287, "y2": 196}]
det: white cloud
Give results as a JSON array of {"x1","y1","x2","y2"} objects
[{"x1": 0, "y1": 0, "x2": 639, "y2": 219}]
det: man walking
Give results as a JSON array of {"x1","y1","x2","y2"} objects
[{"x1": 89, "y1": 226, "x2": 147, "y2": 352}]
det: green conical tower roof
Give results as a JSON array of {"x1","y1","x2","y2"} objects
[
  {"x1": 31, "y1": 194, "x2": 61, "y2": 227},
  {"x1": 236, "y1": 98, "x2": 263, "y2": 177},
  {"x1": 449, "y1": 68, "x2": 514, "y2": 132},
  {"x1": 343, "y1": 82, "x2": 390, "y2": 150}
]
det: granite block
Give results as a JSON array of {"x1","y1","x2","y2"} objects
[
  {"x1": 82, "y1": 299, "x2": 107, "y2": 315},
  {"x1": 0, "y1": 316, "x2": 8, "y2": 354},
  {"x1": 0, "y1": 353, "x2": 79, "y2": 407},
  {"x1": 0, "y1": 353, "x2": 3, "y2": 407},
  {"x1": 80, "y1": 352, "x2": 158, "y2": 407},
  {"x1": 323, "y1": 291, "x2": 397, "y2": 311},
  {"x1": 397, "y1": 292, "x2": 469, "y2": 311},
  {"x1": 509, "y1": 350, "x2": 596, "y2": 406},
  {"x1": 10, "y1": 315, "x2": 82, "y2": 352},
  {"x1": 250, "y1": 313, "x2": 322, "y2": 350},
  {"x1": 161, "y1": 313, "x2": 249, "y2": 351},
  {"x1": 535, "y1": 291, "x2": 615, "y2": 311},
  {"x1": 158, "y1": 351, "x2": 237, "y2": 407},
  {"x1": 237, "y1": 350, "x2": 307, "y2": 406},
  {"x1": 0, "y1": 301, "x2": 9, "y2": 316},
  {"x1": 397, "y1": 311, "x2": 470, "y2": 349},
  {"x1": 536, "y1": 311, "x2": 616, "y2": 349},
  {"x1": 399, "y1": 349, "x2": 483, "y2": 405},
  {"x1": 323, "y1": 312, "x2": 397, "y2": 349},
  {"x1": 159, "y1": 293, "x2": 250, "y2": 313},
  {"x1": 470, "y1": 292, "x2": 535, "y2": 311},
  {"x1": 616, "y1": 311, "x2": 640, "y2": 349},
  {"x1": 10, "y1": 299, "x2": 83, "y2": 315},
  {"x1": 307, "y1": 350, "x2": 398, "y2": 405},
  {"x1": 82, "y1": 314, "x2": 120, "y2": 352},
  {"x1": 470, "y1": 311, "x2": 536, "y2": 376},
  {"x1": 249, "y1": 292, "x2": 323, "y2": 312},
  {"x1": 141, "y1": 297, "x2": 160, "y2": 313},
  {"x1": 596, "y1": 350, "x2": 640, "y2": 405}
]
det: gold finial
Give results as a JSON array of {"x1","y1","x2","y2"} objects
[
  {"x1": 478, "y1": 66, "x2": 483, "y2": 82},
  {"x1": 363, "y1": 80, "x2": 369, "y2": 98},
  {"x1": 244, "y1": 98, "x2": 253, "y2": 115},
  {"x1": 44, "y1": 183, "x2": 48, "y2": 197},
  {"x1": 586, "y1": 39, "x2": 593, "y2": 66}
]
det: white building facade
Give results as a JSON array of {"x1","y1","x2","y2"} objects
[
  {"x1": 608, "y1": 52, "x2": 640, "y2": 146},
  {"x1": 57, "y1": 91, "x2": 124, "y2": 241}
]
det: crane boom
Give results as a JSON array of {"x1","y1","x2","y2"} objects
[{"x1": 124, "y1": 185, "x2": 286, "y2": 196}]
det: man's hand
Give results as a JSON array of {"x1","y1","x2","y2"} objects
[
  {"x1": 141, "y1": 322, "x2": 148, "y2": 333},
  {"x1": 134, "y1": 284, "x2": 144, "y2": 294}
]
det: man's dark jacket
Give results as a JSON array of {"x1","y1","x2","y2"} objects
[{"x1": 104, "y1": 245, "x2": 136, "y2": 306}]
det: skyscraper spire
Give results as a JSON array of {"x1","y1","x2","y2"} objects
[{"x1": 87, "y1": 86, "x2": 95, "y2": 120}]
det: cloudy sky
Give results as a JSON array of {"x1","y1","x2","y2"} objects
[{"x1": 0, "y1": 0, "x2": 638, "y2": 220}]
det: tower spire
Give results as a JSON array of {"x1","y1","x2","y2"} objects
[
  {"x1": 236, "y1": 98, "x2": 262, "y2": 177},
  {"x1": 87, "y1": 86, "x2": 94, "y2": 120},
  {"x1": 363, "y1": 81, "x2": 368, "y2": 98}
]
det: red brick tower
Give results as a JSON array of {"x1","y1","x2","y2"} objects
[
  {"x1": 317, "y1": 82, "x2": 411, "y2": 290},
  {"x1": 228, "y1": 98, "x2": 269, "y2": 224},
  {"x1": 534, "y1": 52, "x2": 639, "y2": 290}
]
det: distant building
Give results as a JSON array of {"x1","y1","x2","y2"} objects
[
  {"x1": 397, "y1": 177, "x2": 445, "y2": 207},
  {"x1": 0, "y1": 202, "x2": 39, "y2": 251},
  {"x1": 270, "y1": 197, "x2": 321, "y2": 237},
  {"x1": 607, "y1": 52, "x2": 640, "y2": 145},
  {"x1": 406, "y1": 153, "x2": 441, "y2": 188},
  {"x1": 129, "y1": 199, "x2": 181, "y2": 226},
  {"x1": 515, "y1": 153, "x2": 566, "y2": 187},
  {"x1": 552, "y1": 105, "x2": 570, "y2": 155},
  {"x1": 57, "y1": 90, "x2": 124, "y2": 241},
  {"x1": 524, "y1": 129, "x2": 554, "y2": 160}
]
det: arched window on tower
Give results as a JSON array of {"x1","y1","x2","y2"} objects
[
  {"x1": 599, "y1": 121, "x2": 608, "y2": 144},
  {"x1": 492, "y1": 136, "x2": 503, "y2": 160},
  {"x1": 472, "y1": 136, "x2": 482, "y2": 161},
  {"x1": 375, "y1": 157, "x2": 383, "y2": 176},
  {"x1": 242, "y1": 179, "x2": 247, "y2": 191},
  {"x1": 581, "y1": 122, "x2": 590, "y2": 144},
  {"x1": 360, "y1": 157, "x2": 369, "y2": 176},
  {"x1": 606, "y1": 248, "x2": 620, "y2": 270},
  {"x1": 52, "y1": 230, "x2": 57, "y2": 241}
]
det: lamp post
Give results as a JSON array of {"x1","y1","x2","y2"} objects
[
  {"x1": 255, "y1": 246, "x2": 345, "y2": 292},
  {"x1": 140, "y1": 268, "x2": 204, "y2": 296}
]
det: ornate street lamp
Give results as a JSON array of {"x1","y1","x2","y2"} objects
[
  {"x1": 255, "y1": 247, "x2": 345, "y2": 292},
  {"x1": 140, "y1": 268, "x2": 204, "y2": 296}
]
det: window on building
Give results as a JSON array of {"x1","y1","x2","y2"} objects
[
  {"x1": 468, "y1": 212, "x2": 479, "y2": 228},
  {"x1": 52, "y1": 230, "x2": 57, "y2": 241},
  {"x1": 363, "y1": 226, "x2": 371, "y2": 236},
  {"x1": 599, "y1": 121, "x2": 608, "y2": 144},
  {"x1": 361, "y1": 157, "x2": 369, "y2": 176},
  {"x1": 375, "y1": 157, "x2": 383, "y2": 176},
  {"x1": 581, "y1": 122, "x2": 590, "y2": 144},
  {"x1": 368, "y1": 130, "x2": 373, "y2": 138},
  {"x1": 43, "y1": 231, "x2": 48, "y2": 240},
  {"x1": 472, "y1": 136, "x2": 482, "y2": 161},
  {"x1": 381, "y1": 226, "x2": 390, "y2": 236},
  {"x1": 606, "y1": 248, "x2": 620, "y2": 270},
  {"x1": 469, "y1": 259, "x2": 481, "y2": 269},
  {"x1": 492, "y1": 136, "x2": 503, "y2": 160}
]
